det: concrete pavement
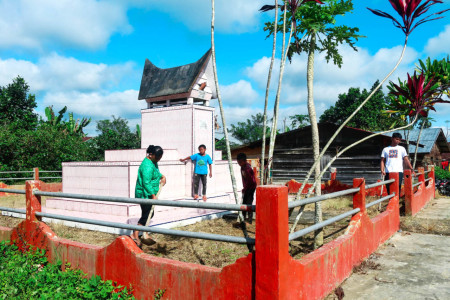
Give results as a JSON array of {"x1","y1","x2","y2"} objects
[{"x1": 326, "y1": 197, "x2": 450, "y2": 300}]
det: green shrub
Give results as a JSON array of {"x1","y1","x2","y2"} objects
[
  {"x1": 434, "y1": 166, "x2": 450, "y2": 180},
  {"x1": 0, "y1": 241, "x2": 135, "y2": 299}
]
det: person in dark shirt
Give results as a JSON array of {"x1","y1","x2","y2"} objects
[{"x1": 237, "y1": 153, "x2": 257, "y2": 224}]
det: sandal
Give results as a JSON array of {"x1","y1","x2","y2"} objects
[{"x1": 129, "y1": 235, "x2": 142, "y2": 249}]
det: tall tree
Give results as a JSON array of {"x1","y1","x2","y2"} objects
[
  {"x1": 211, "y1": 0, "x2": 251, "y2": 246},
  {"x1": 89, "y1": 116, "x2": 140, "y2": 161},
  {"x1": 267, "y1": 0, "x2": 362, "y2": 248},
  {"x1": 289, "y1": 114, "x2": 310, "y2": 129},
  {"x1": 319, "y1": 81, "x2": 392, "y2": 131},
  {"x1": 229, "y1": 113, "x2": 271, "y2": 144},
  {"x1": 0, "y1": 76, "x2": 38, "y2": 130}
]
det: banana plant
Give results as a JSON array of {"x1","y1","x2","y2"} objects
[
  {"x1": 64, "y1": 112, "x2": 91, "y2": 136},
  {"x1": 44, "y1": 105, "x2": 67, "y2": 128}
]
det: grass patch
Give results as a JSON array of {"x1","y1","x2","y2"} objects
[{"x1": 0, "y1": 241, "x2": 134, "y2": 299}]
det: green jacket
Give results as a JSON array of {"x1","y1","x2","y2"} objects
[{"x1": 135, "y1": 158, "x2": 162, "y2": 199}]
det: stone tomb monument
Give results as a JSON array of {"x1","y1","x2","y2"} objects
[{"x1": 44, "y1": 49, "x2": 242, "y2": 233}]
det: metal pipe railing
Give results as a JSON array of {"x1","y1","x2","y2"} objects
[
  {"x1": 0, "y1": 177, "x2": 34, "y2": 181},
  {"x1": 412, "y1": 182, "x2": 421, "y2": 188},
  {"x1": 424, "y1": 178, "x2": 432, "y2": 183},
  {"x1": 365, "y1": 179, "x2": 395, "y2": 189},
  {"x1": 366, "y1": 194, "x2": 395, "y2": 208},
  {"x1": 289, "y1": 208, "x2": 361, "y2": 241},
  {"x1": 0, "y1": 188, "x2": 26, "y2": 194},
  {"x1": 424, "y1": 170, "x2": 431, "y2": 174},
  {"x1": 33, "y1": 190, "x2": 255, "y2": 212},
  {"x1": 0, "y1": 171, "x2": 33, "y2": 174},
  {"x1": 0, "y1": 207, "x2": 27, "y2": 214},
  {"x1": 35, "y1": 211, "x2": 255, "y2": 245},
  {"x1": 38, "y1": 177, "x2": 62, "y2": 180},
  {"x1": 288, "y1": 187, "x2": 360, "y2": 209},
  {"x1": 39, "y1": 171, "x2": 62, "y2": 173}
]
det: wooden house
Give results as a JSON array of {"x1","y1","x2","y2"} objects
[{"x1": 231, "y1": 123, "x2": 399, "y2": 185}]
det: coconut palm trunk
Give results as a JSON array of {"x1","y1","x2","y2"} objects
[{"x1": 413, "y1": 117, "x2": 426, "y2": 169}]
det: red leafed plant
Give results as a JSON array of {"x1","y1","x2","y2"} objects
[
  {"x1": 368, "y1": 0, "x2": 449, "y2": 36},
  {"x1": 388, "y1": 71, "x2": 450, "y2": 118}
]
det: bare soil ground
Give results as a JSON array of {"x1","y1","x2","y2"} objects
[{"x1": 0, "y1": 190, "x2": 393, "y2": 268}]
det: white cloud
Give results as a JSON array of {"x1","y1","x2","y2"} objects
[
  {"x1": 220, "y1": 80, "x2": 259, "y2": 105},
  {"x1": 142, "y1": 0, "x2": 266, "y2": 34},
  {"x1": 0, "y1": 54, "x2": 135, "y2": 92},
  {"x1": 424, "y1": 25, "x2": 450, "y2": 56},
  {"x1": 245, "y1": 44, "x2": 419, "y2": 108},
  {"x1": 0, "y1": 0, "x2": 132, "y2": 50},
  {"x1": 42, "y1": 89, "x2": 145, "y2": 120}
]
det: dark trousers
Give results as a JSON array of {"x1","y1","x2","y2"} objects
[
  {"x1": 384, "y1": 172, "x2": 403, "y2": 195},
  {"x1": 242, "y1": 188, "x2": 256, "y2": 223},
  {"x1": 138, "y1": 203, "x2": 154, "y2": 226},
  {"x1": 193, "y1": 174, "x2": 207, "y2": 195}
]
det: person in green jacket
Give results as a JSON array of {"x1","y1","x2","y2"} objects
[{"x1": 131, "y1": 145, "x2": 166, "y2": 248}]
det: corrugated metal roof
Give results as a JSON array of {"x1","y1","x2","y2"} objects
[
  {"x1": 138, "y1": 49, "x2": 211, "y2": 100},
  {"x1": 384, "y1": 128, "x2": 450, "y2": 153}
]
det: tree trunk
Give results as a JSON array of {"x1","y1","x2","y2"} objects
[
  {"x1": 211, "y1": 0, "x2": 250, "y2": 246},
  {"x1": 413, "y1": 118, "x2": 426, "y2": 169},
  {"x1": 267, "y1": 3, "x2": 294, "y2": 183},
  {"x1": 261, "y1": 0, "x2": 278, "y2": 185},
  {"x1": 306, "y1": 32, "x2": 323, "y2": 249}
]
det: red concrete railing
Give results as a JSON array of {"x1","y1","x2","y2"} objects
[
  {"x1": 404, "y1": 166, "x2": 435, "y2": 216},
  {"x1": 0, "y1": 172, "x2": 434, "y2": 299},
  {"x1": 0, "y1": 167, "x2": 62, "y2": 197}
]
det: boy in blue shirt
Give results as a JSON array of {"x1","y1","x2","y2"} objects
[{"x1": 180, "y1": 144, "x2": 213, "y2": 201}]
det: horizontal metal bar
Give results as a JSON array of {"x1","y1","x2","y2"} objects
[
  {"x1": 33, "y1": 190, "x2": 255, "y2": 212},
  {"x1": 35, "y1": 212, "x2": 255, "y2": 245},
  {"x1": 424, "y1": 178, "x2": 431, "y2": 182},
  {"x1": 0, "y1": 171, "x2": 33, "y2": 174},
  {"x1": 289, "y1": 208, "x2": 360, "y2": 241},
  {"x1": 0, "y1": 177, "x2": 34, "y2": 181},
  {"x1": 288, "y1": 187, "x2": 360, "y2": 209},
  {"x1": 0, "y1": 207, "x2": 26, "y2": 214},
  {"x1": 366, "y1": 193, "x2": 395, "y2": 208},
  {"x1": 365, "y1": 179, "x2": 395, "y2": 189},
  {"x1": 39, "y1": 177, "x2": 62, "y2": 179},
  {"x1": 424, "y1": 170, "x2": 431, "y2": 174},
  {"x1": 39, "y1": 171, "x2": 62, "y2": 173},
  {"x1": 0, "y1": 188, "x2": 26, "y2": 194},
  {"x1": 412, "y1": 182, "x2": 421, "y2": 188}
]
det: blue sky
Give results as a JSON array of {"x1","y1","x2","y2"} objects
[{"x1": 0, "y1": 0, "x2": 449, "y2": 137}]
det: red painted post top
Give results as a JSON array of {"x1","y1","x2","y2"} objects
[
  {"x1": 255, "y1": 185, "x2": 290, "y2": 300},
  {"x1": 33, "y1": 167, "x2": 39, "y2": 181},
  {"x1": 352, "y1": 178, "x2": 366, "y2": 213},
  {"x1": 25, "y1": 180, "x2": 41, "y2": 222}
]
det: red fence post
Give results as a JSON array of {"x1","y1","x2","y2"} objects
[
  {"x1": 352, "y1": 178, "x2": 366, "y2": 213},
  {"x1": 389, "y1": 173, "x2": 399, "y2": 200},
  {"x1": 404, "y1": 170, "x2": 413, "y2": 215},
  {"x1": 418, "y1": 167, "x2": 425, "y2": 186},
  {"x1": 25, "y1": 180, "x2": 41, "y2": 222},
  {"x1": 429, "y1": 165, "x2": 435, "y2": 198},
  {"x1": 33, "y1": 167, "x2": 39, "y2": 181},
  {"x1": 255, "y1": 185, "x2": 290, "y2": 299}
]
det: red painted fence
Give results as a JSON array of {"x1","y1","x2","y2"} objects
[
  {"x1": 0, "y1": 171, "x2": 434, "y2": 299},
  {"x1": 404, "y1": 166, "x2": 435, "y2": 216}
]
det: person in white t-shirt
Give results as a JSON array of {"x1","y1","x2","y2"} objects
[{"x1": 381, "y1": 132, "x2": 414, "y2": 194}]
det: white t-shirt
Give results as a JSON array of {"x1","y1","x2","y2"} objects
[{"x1": 381, "y1": 145, "x2": 407, "y2": 173}]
